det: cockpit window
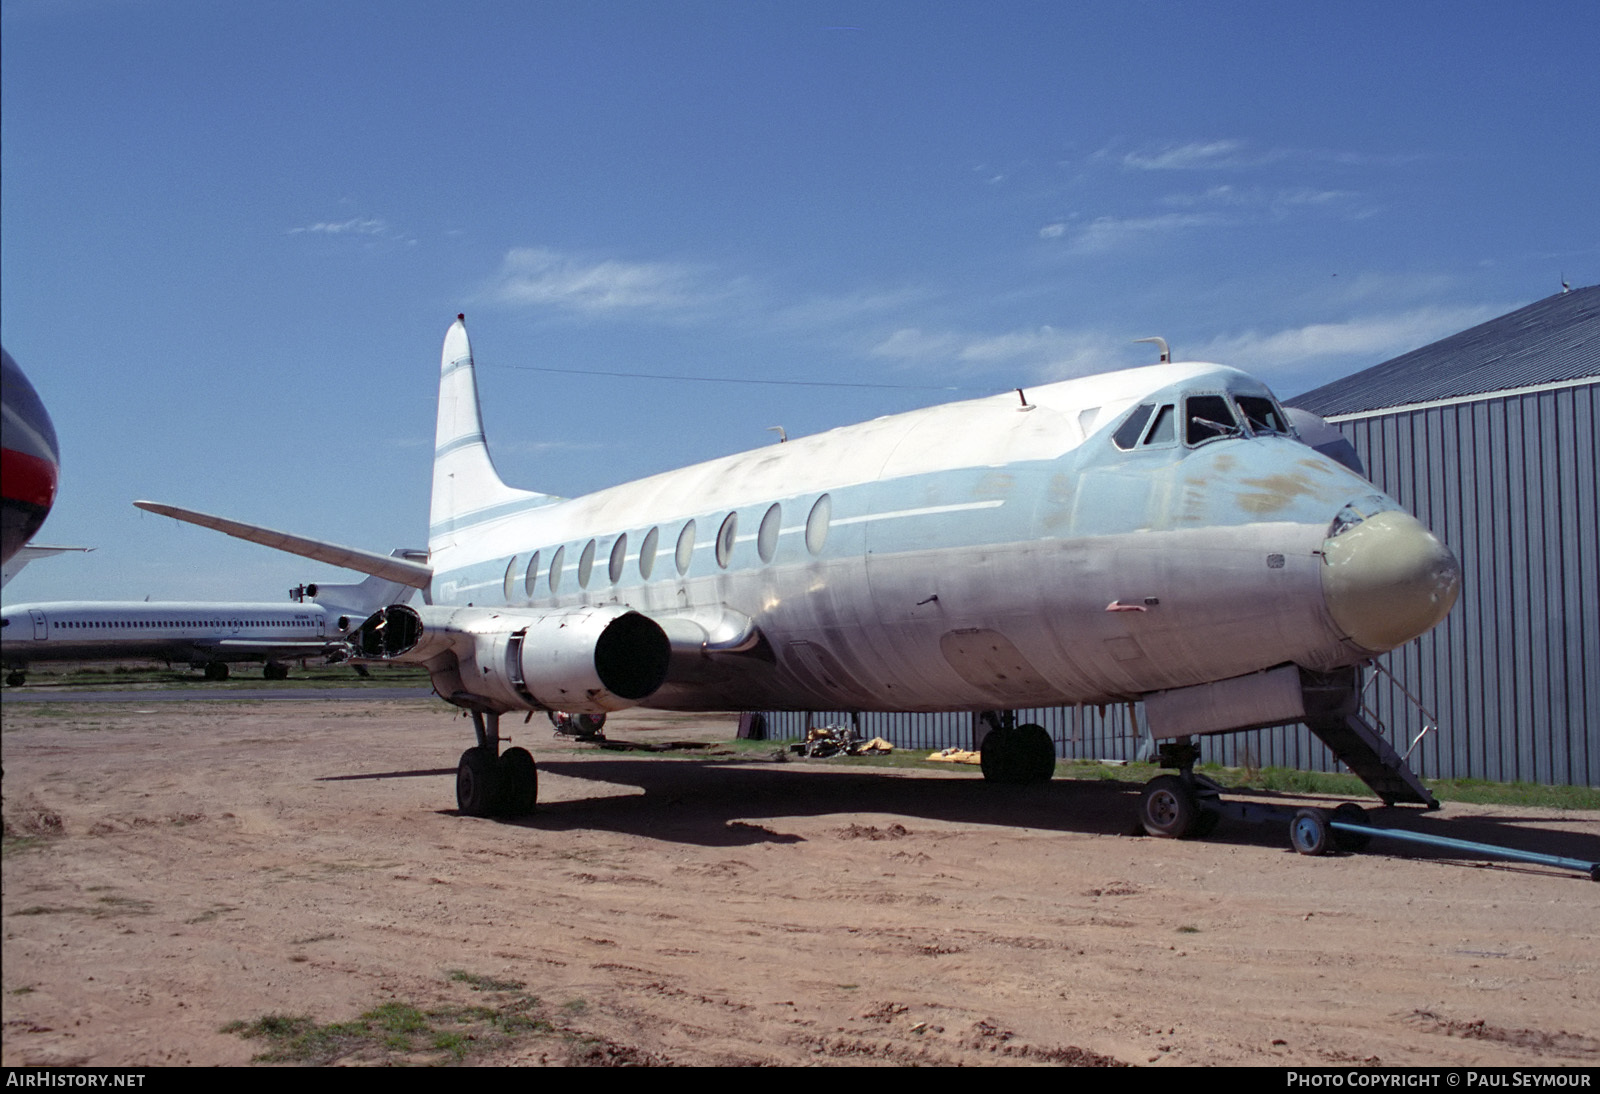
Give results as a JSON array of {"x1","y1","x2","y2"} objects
[
  {"x1": 1145, "y1": 404, "x2": 1176, "y2": 445},
  {"x1": 1112, "y1": 404, "x2": 1154, "y2": 450},
  {"x1": 1237, "y1": 395, "x2": 1288, "y2": 435},
  {"x1": 1186, "y1": 395, "x2": 1240, "y2": 445}
]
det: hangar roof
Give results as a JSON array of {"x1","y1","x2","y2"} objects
[{"x1": 1290, "y1": 284, "x2": 1599, "y2": 417}]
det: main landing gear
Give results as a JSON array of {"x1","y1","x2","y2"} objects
[
  {"x1": 456, "y1": 709, "x2": 538, "y2": 818},
  {"x1": 977, "y1": 711, "x2": 1057, "y2": 785}
]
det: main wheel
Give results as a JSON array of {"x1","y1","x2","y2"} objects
[
  {"x1": 1290, "y1": 808, "x2": 1332, "y2": 856},
  {"x1": 1015, "y1": 723, "x2": 1056, "y2": 784},
  {"x1": 1139, "y1": 775, "x2": 1199, "y2": 838},
  {"x1": 456, "y1": 746, "x2": 504, "y2": 817},
  {"x1": 5, "y1": 672, "x2": 24, "y2": 687},
  {"x1": 980, "y1": 726, "x2": 1018, "y2": 783},
  {"x1": 1330, "y1": 802, "x2": 1372, "y2": 852},
  {"x1": 203, "y1": 662, "x2": 230, "y2": 681},
  {"x1": 498, "y1": 747, "x2": 538, "y2": 816}
]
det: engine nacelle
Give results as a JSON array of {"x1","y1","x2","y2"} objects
[{"x1": 351, "y1": 602, "x2": 671, "y2": 715}]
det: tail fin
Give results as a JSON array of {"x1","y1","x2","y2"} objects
[{"x1": 429, "y1": 315, "x2": 557, "y2": 552}]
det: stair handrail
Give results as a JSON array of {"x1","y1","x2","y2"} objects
[{"x1": 1363, "y1": 658, "x2": 1440, "y2": 760}]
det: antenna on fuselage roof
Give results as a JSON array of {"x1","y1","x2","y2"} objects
[{"x1": 1134, "y1": 336, "x2": 1171, "y2": 363}]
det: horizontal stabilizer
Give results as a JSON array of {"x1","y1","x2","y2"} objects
[
  {"x1": 1, "y1": 544, "x2": 93, "y2": 588},
  {"x1": 134, "y1": 500, "x2": 433, "y2": 589}
]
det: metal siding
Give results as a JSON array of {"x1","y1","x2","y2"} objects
[
  {"x1": 1517, "y1": 396, "x2": 1544, "y2": 783},
  {"x1": 1575, "y1": 386, "x2": 1600, "y2": 787},
  {"x1": 1489, "y1": 398, "x2": 1516, "y2": 781},
  {"x1": 1440, "y1": 407, "x2": 1473, "y2": 782},
  {"x1": 1342, "y1": 387, "x2": 1597, "y2": 788},
  {"x1": 1549, "y1": 388, "x2": 1575, "y2": 786},
  {"x1": 1534, "y1": 392, "x2": 1560, "y2": 784}
]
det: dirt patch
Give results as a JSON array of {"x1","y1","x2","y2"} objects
[{"x1": 2, "y1": 698, "x2": 1597, "y2": 1066}]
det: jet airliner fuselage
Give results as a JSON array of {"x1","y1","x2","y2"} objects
[{"x1": 1, "y1": 570, "x2": 416, "y2": 684}]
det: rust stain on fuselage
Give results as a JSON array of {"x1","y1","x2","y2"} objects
[{"x1": 1235, "y1": 472, "x2": 1322, "y2": 515}]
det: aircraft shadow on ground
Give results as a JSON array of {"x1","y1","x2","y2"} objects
[{"x1": 321, "y1": 753, "x2": 1595, "y2": 871}]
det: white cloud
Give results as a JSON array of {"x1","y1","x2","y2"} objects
[
  {"x1": 1157, "y1": 184, "x2": 1365, "y2": 219},
  {"x1": 488, "y1": 247, "x2": 722, "y2": 314},
  {"x1": 289, "y1": 217, "x2": 391, "y2": 236},
  {"x1": 775, "y1": 287, "x2": 932, "y2": 328},
  {"x1": 1068, "y1": 212, "x2": 1227, "y2": 253},
  {"x1": 866, "y1": 301, "x2": 1509, "y2": 389},
  {"x1": 1118, "y1": 140, "x2": 1418, "y2": 174},
  {"x1": 1199, "y1": 305, "x2": 1505, "y2": 370},
  {"x1": 1122, "y1": 140, "x2": 1252, "y2": 170},
  {"x1": 870, "y1": 324, "x2": 1140, "y2": 380}
]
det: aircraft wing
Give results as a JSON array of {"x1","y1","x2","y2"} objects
[{"x1": 134, "y1": 501, "x2": 432, "y2": 589}]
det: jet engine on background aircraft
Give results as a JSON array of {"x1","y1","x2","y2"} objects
[{"x1": 351, "y1": 602, "x2": 671, "y2": 715}]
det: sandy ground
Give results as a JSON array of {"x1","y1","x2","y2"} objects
[{"x1": 2, "y1": 695, "x2": 1597, "y2": 1068}]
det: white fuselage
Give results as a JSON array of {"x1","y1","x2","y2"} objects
[
  {"x1": 424, "y1": 360, "x2": 1416, "y2": 714},
  {"x1": 1, "y1": 601, "x2": 331, "y2": 669}
]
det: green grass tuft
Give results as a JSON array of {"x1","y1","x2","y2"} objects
[{"x1": 224, "y1": 971, "x2": 563, "y2": 1064}]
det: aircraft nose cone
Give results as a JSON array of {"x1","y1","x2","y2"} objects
[{"x1": 1321, "y1": 509, "x2": 1461, "y2": 652}]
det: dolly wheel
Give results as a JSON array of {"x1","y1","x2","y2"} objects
[{"x1": 1290, "y1": 808, "x2": 1332, "y2": 856}]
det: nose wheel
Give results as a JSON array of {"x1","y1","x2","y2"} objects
[
  {"x1": 1138, "y1": 774, "x2": 1218, "y2": 838},
  {"x1": 1138, "y1": 740, "x2": 1220, "y2": 838}
]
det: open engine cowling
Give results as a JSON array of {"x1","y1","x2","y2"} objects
[{"x1": 351, "y1": 602, "x2": 671, "y2": 715}]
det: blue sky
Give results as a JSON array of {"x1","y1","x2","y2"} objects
[{"x1": 3, "y1": 0, "x2": 1596, "y2": 603}]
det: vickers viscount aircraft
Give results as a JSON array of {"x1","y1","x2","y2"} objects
[
  {"x1": 137, "y1": 316, "x2": 1461, "y2": 833},
  {"x1": 1, "y1": 569, "x2": 415, "y2": 685}
]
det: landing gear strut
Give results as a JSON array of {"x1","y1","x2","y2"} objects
[{"x1": 456, "y1": 709, "x2": 538, "y2": 818}]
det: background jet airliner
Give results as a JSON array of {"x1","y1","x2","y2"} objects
[
  {"x1": 1, "y1": 568, "x2": 414, "y2": 685},
  {"x1": 139, "y1": 316, "x2": 1461, "y2": 832}
]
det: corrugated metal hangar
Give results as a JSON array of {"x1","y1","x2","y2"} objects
[
  {"x1": 759, "y1": 285, "x2": 1599, "y2": 789},
  {"x1": 1292, "y1": 285, "x2": 1598, "y2": 788}
]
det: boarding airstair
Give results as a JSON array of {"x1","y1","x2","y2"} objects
[{"x1": 1300, "y1": 667, "x2": 1437, "y2": 808}]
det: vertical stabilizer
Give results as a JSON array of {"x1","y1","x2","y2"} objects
[{"x1": 429, "y1": 316, "x2": 556, "y2": 551}]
